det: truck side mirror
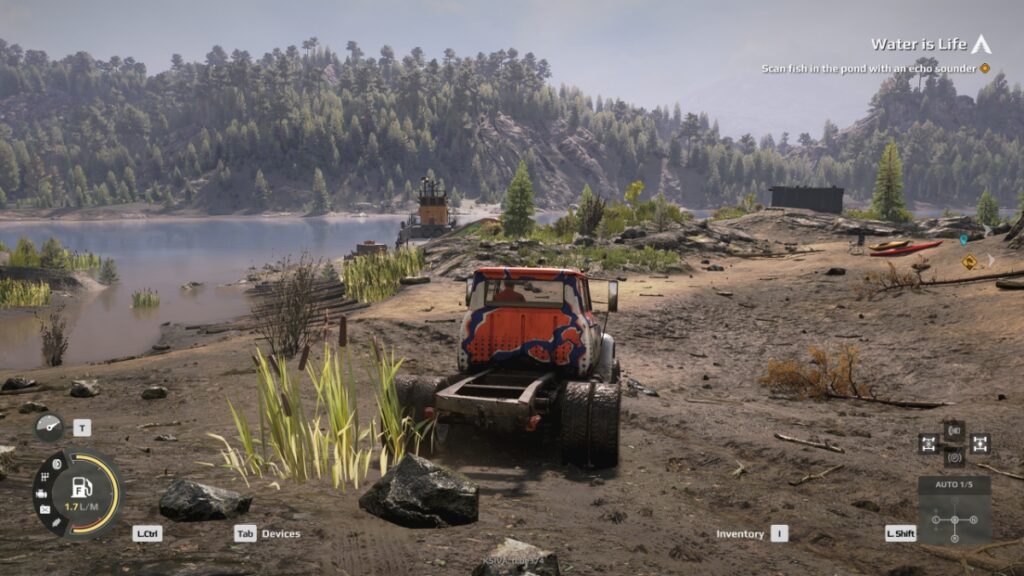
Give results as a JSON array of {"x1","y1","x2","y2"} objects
[
  {"x1": 400, "y1": 221, "x2": 406, "y2": 229},
  {"x1": 465, "y1": 278, "x2": 474, "y2": 306},
  {"x1": 607, "y1": 280, "x2": 618, "y2": 313}
]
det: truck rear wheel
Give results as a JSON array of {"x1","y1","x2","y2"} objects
[{"x1": 560, "y1": 380, "x2": 621, "y2": 468}]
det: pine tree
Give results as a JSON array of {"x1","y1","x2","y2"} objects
[
  {"x1": 98, "y1": 258, "x2": 119, "y2": 285},
  {"x1": 0, "y1": 186, "x2": 6, "y2": 209},
  {"x1": 254, "y1": 169, "x2": 270, "y2": 210},
  {"x1": 501, "y1": 159, "x2": 536, "y2": 237},
  {"x1": 0, "y1": 140, "x2": 19, "y2": 193},
  {"x1": 870, "y1": 141, "x2": 910, "y2": 223},
  {"x1": 976, "y1": 190, "x2": 1000, "y2": 226},
  {"x1": 311, "y1": 168, "x2": 331, "y2": 215}
]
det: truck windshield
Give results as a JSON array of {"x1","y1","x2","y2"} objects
[{"x1": 483, "y1": 279, "x2": 566, "y2": 308}]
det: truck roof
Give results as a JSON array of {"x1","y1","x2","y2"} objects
[{"x1": 473, "y1": 266, "x2": 587, "y2": 281}]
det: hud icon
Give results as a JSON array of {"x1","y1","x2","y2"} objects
[{"x1": 918, "y1": 433, "x2": 939, "y2": 455}]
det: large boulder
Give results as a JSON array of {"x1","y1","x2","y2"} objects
[
  {"x1": 358, "y1": 454, "x2": 478, "y2": 528},
  {"x1": 159, "y1": 479, "x2": 253, "y2": 522},
  {"x1": 473, "y1": 538, "x2": 560, "y2": 576},
  {"x1": 70, "y1": 379, "x2": 100, "y2": 398}
]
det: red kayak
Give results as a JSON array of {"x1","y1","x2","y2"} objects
[{"x1": 869, "y1": 240, "x2": 943, "y2": 257}]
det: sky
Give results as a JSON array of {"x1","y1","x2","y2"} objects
[{"x1": 1, "y1": 0, "x2": 1021, "y2": 138}]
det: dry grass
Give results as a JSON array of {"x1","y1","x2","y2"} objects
[
  {"x1": 759, "y1": 345, "x2": 868, "y2": 400},
  {"x1": 854, "y1": 259, "x2": 928, "y2": 300}
]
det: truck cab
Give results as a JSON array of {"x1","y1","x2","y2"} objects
[{"x1": 458, "y1": 267, "x2": 618, "y2": 382}]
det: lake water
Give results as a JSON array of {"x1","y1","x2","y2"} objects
[{"x1": 0, "y1": 216, "x2": 407, "y2": 370}]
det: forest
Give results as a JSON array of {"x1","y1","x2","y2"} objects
[{"x1": 0, "y1": 39, "x2": 1021, "y2": 213}]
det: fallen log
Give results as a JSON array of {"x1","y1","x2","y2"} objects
[{"x1": 920, "y1": 540, "x2": 1024, "y2": 574}]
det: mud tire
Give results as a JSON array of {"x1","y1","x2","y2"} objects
[
  {"x1": 560, "y1": 381, "x2": 621, "y2": 468},
  {"x1": 395, "y1": 375, "x2": 444, "y2": 421}
]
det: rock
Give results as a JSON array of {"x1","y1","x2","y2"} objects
[
  {"x1": 180, "y1": 281, "x2": 204, "y2": 290},
  {"x1": 886, "y1": 566, "x2": 926, "y2": 576},
  {"x1": 825, "y1": 267, "x2": 846, "y2": 276},
  {"x1": 159, "y1": 479, "x2": 253, "y2": 522},
  {"x1": 142, "y1": 386, "x2": 169, "y2": 400},
  {"x1": 0, "y1": 445, "x2": 15, "y2": 480},
  {"x1": 154, "y1": 434, "x2": 178, "y2": 442},
  {"x1": 572, "y1": 235, "x2": 595, "y2": 247},
  {"x1": 358, "y1": 454, "x2": 478, "y2": 528},
  {"x1": 472, "y1": 538, "x2": 560, "y2": 576},
  {"x1": 619, "y1": 226, "x2": 647, "y2": 240},
  {"x1": 2, "y1": 377, "x2": 37, "y2": 392},
  {"x1": 151, "y1": 343, "x2": 171, "y2": 352},
  {"x1": 19, "y1": 401, "x2": 48, "y2": 414},
  {"x1": 998, "y1": 394, "x2": 1007, "y2": 401},
  {"x1": 852, "y1": 499, "x2": 881, "y2": 513},
  {"x1": 70, "y1": 379, "x2": 100, "y2": 398},
  {"x1": 705, "y1": 264, "x2": 725, "y2": 272},
  {"x1": 399, "y1": 276, "x2": 431, "y2": 285}
]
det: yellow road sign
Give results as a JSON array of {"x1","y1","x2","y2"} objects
[{"x1": 961, "y1": 253, "x2": 978, "y2": 271}]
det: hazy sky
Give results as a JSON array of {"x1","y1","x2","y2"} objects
[{"x1": 1, "y1": 0, "x2": 1020, "y2": 137}]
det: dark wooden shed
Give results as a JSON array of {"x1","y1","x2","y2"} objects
[{"x1": 770, "y1": 186, "x2": 844, "y2": 214}]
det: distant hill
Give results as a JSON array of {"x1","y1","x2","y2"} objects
[{"x1": 0, "y1": 39, "x2": 1021, "y2": 213}]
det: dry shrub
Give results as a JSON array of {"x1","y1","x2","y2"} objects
[
  {"x1": 855, "y1": 261, "x2": 923, "y2": 300},
  {"x1": 759, "y1": 345, "x2": 868, "y2": 400},
  {"x1": 38, "y1": 303, "x2": 70, "y2": 367},
  {"x1": 252, "y1": 255, "x2": 320, "y2": 358}
]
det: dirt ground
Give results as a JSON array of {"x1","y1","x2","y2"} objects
[{"x1": 2, "y1": 223, "x2": 1023, "y2": 576}]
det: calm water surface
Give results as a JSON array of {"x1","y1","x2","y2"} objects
[{"x1": 0, "y1": 216, "x2": 405, "y2": 369}]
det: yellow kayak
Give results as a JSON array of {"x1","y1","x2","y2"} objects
[{"x1": 869, "y1": 240, "x2": 911, "y2": 251}]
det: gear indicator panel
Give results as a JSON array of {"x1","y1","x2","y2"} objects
[
  {"x1": 918, "y1": 476, "x2": 991, "y2": 546},
  {"x1": 32, "y1": 448, "x2": 123, "y2": 541}
]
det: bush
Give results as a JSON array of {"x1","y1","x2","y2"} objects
[
  {"x1": 552, "y1": 209, "x2": 578, "y2": 240},
  {"x1": 343, "y1": 247, "x2": 424, "y2": 303},
  {"x1": 10, "y1": 237, "x2": 40, "y2": 267},
  {"x1": 38, "y1": 303, "x2": 70, "y2": 366},
  {"x1": 252, "y1": 255, "x2": 319, "y2": 358},
  {"x1": 577, "y1": 184, "x2": 605, "y2": 236},
  {"x1": 759, "y1": 345, "x2": 867, "y2": 400},
  {"x1": 0, "y1": 278, "x2": 51, "y2": 307},
  {"x1": 98, "y1": 258, "x2": 119, "y2": 285},
  {"x1": 131, "y1": 288, "x2": 160, "y2": 308},
  {"x1": 40, "y1": 237, "x2": 68, "y2": 269},
  {"x1": 843, "y1": 207, "x2": 880, "y2": 220}
]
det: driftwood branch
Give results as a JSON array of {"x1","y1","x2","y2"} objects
[
  {"x1": 789, "y1": 464, "x2": 844, "y2": 486},
  {"x1": 974, "y1": 462, "x2": 1024, "y2": 482},
  {"x1": 731, "y1": 460, "x2": 747, "y2": 478},
  {"x1": 915, "y1": 269, "x2": 1024, "y2": 288},
  {"x1": 774, "y1": 433, "x2": 845, "y2": 453},
  {"x1": 920, "y1": 539, "x2": 1024, "y2": 574},
  {"x1": 826, "y1": 393, "x2": 951, "y2": 409}
]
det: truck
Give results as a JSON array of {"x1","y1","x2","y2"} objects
[
  {"x1": 396, "y1": 176, "x2": 458, "y2": 245},
  {"x1": 397, "y1": 266, "x2": 622, "y2": 468}
]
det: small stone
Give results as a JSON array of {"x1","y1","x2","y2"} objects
[
  {"x1": 2, "y1": 377, "x2": 37, "y2": 391},
  {"x1": 19, "y1": 401, "x2": 48, "y2": 414},
  {"x1": 997, "y1": 394, "x2": 1007, "y2": 401},
  {"x1": 473, "y1": 538, "x2": 560, "y2": 576},
  {"x1": 825, "y1": 267, "x2": 846, "y2": 276},
  {"x1": 705, "y1": 264, "x2": 725, "y2": 272},
  {"x1": 151, "y1": 344, "x2": 171, "y2": 352},
  {"x1": 852, "y1": 499, "x2": 881, "y2": 513},
  {"x1": 70, "y1": 379, "x2": 100, "y2": 398},
  {"x1": 142, "y1": 386, "x2": 169, "y2": 400},
  {"x1": 155, "y1": 434, "x2": 178, "y2": 442}
]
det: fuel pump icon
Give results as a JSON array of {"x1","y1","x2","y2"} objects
[{"x1": 71, "y1": 477, "x2": 93, "y2": 499}]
